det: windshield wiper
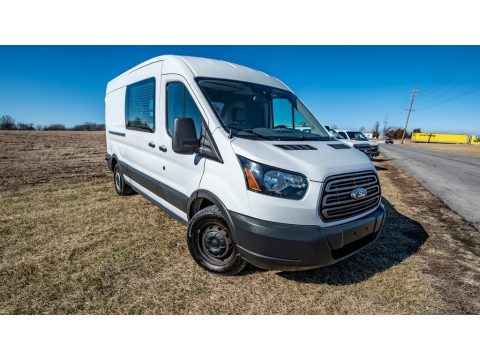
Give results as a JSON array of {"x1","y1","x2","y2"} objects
[{"x1": 227, "y1": 126, "x2": 273, "y2": 140}]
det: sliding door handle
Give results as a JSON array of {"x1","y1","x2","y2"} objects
[
  {"x1": 159, "y1": 145, "x2": 168, "y2": 152},
  {"x1": 148, "y1": 141, "x2": 155, "y2": 148}
]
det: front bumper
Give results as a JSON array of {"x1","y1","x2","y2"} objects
[{"x1": 232, "y1": 204, "x2": 385, "y2": 271}]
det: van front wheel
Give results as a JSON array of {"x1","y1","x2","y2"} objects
[{"x1": 187, "y1": 205, "x2": 247, "y2": 275}]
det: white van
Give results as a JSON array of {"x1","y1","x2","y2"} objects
[
  {"x1": 105, "y1": 55, "x2": 385, "y2": 275},
  {"x1": 336, "y1": 129, "x2": 380, "y2": 159}
]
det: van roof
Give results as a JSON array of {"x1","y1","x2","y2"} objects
[{"x1": 107, "y1": 55, "x2": 291, "y2": 93}]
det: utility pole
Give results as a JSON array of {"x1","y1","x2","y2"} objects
[
  {"x1": 401, "y1": 86, "x2": 417, "y2": 144},
  {"x1": 383, "y1": 112, "x2": 389, "y2": 138}
]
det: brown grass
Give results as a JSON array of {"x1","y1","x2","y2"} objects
[
  {"x1": 0, "y1": 131, "x2": 478, "y2": 314},
  {"x1": 404, "y1": 141, "x2": 480, "y2": 157}
]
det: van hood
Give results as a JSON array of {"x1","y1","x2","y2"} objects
[{"x1": 230, "y1": 138, "x2": 375, "y2": 182}]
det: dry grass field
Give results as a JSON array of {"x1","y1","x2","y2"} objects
[
  {"x1": 404, "y1": 141, "x2": 480, "y2": 157},
  {"x1": 0, "y1": 130, "x2": 479, "y2": 314}
]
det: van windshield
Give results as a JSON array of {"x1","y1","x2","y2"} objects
[{"x1": 197, "y1": 78, "x2": 331, "y2": 141}]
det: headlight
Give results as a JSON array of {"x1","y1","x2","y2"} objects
[{"x1": 237, "y1": 155, "x2": 308, "y2": 199}]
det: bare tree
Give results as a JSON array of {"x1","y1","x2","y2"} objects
[
  {"x1": 0, "y1": 115, "x2": 16, "y2": 130},
  {"x1": 332, "y1": 124, "x2": 338, "y2": 130},
  {"x1": 16, "y1": 122, "x2": 35, "y2": 130},
  {"x1": 359, "y1": 126, "x2": 366, "y2": 132},
  {"x1": 372, "y1": 120, "x2": 380, "y2": 138},
  {"x1": 45, "y1": 124, "x2": 66, "y2": 131}
]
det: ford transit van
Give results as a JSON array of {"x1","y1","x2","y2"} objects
[{"x1": 105, "y1": 55, "x2": 385, "y2": 275}]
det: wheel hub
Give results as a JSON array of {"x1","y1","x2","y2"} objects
[{"x1": 201, "y1": 225, "x2": 232, "y2": 259}]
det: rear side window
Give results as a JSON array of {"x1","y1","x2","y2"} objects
[
  {"x1": 125, "y1": 78, "x2": 155, "y2": 132},
  {"x1": 166, "y1": 82, "x2": 203, "y2": 138}
]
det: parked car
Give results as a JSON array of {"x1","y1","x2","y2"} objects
[
  {"x1": 336, "y1": 130, "x2": 380, "y2": 158},
  {"x1": 105, "y1": 55, "x2": 385, "y2": 275},
  {"x1": 385, "y1": 137, "x2": 394, "y2": 144}
]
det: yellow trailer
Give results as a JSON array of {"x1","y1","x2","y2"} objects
[{"x1": 411, "y1": 132, "x2": 470, "y2": 144}]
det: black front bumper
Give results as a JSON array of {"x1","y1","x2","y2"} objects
[{"x1": 232, "y1": 204, "x2": 385, "y2": 271}]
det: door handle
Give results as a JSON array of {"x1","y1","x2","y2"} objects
[
  {"x1": 148, "y1": 141, "x2": 155, "y2": 148},
  {"x1": 159, "y1": 145, "x2": 168, "y2": 152}
]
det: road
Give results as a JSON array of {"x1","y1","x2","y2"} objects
[{"x1": 379, "y1": 144, "x2": 480, "y2": 230}]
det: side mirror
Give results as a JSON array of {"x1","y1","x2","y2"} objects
[{"x1": 172, "y1": 117, "x2": 200, "y2": 154}]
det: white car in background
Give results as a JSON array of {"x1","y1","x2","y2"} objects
[{"x1": 336, "y1": 130, "x2": 379, "y2": 159}]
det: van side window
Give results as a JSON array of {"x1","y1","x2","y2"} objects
[
  {"x1": 125, "y1": 78, "x2": 155, "y2": 132},
  {"x1": 338, "y1": 131, "x2": 348, "y2": 139},
  {"x1": 166, "y1": 82, "x2": 203, "y2": 138}
]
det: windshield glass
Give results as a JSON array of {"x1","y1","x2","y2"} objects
[
  {"x1": 328, "y1": 128, "x2": 342, "y2": 139},
  {"x1": 347, "y1": 131, "x2": 369, "y2": 141},
  {"x1": 197, "y1": 78, "x2": 331, "y2": 141}
]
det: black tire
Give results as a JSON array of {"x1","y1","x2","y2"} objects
[
  {"x1": 113, "y1": 163, "x2": 133, "y2": 196},
  {"x1": 187, "y1": 205, "x2": 247, "y2": 275}
]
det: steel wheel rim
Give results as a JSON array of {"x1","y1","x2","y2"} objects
[{"x1": 199, "y1": 220, "x2": 234, "y2": 265}]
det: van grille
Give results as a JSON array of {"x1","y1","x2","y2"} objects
[
  {"x1": 319, "y1": 171, "x2": 380, "y2": 222},
  {"x1": 353, "y1": 144, "x2": 372, "y2": 156}
]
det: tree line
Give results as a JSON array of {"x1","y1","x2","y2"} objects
[{"x1": 0, "y1": 115, "x2": 105, "y2": 131}]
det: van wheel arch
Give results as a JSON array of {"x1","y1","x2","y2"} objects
[
  {"x1": 188, "y1": 190, "x2": 236, "y2": 237},
  {"x1": 110, "y1": 155, "x2": 118, "y2": 173}
]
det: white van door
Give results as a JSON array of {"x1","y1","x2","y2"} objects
[
  {"x1": 120, "y1": 62, "x2": 189, "y2": 218},
  {"x1": 155, "y1": 74, "x2": 207, "y2": 210}
]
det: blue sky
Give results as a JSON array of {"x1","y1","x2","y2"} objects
[{"x1": 0, "y1": 46, "x2": 479, "y2": 133}]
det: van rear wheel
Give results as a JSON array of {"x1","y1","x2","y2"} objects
[
  {"x1": 113, "y1": 163, "x2": 133, "y2": 196},
  {"x1": 187, "y1": 205, "x2": 247, "y2": 275}
]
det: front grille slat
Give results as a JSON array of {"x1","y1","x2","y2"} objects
[
  {"x1": 319, "y1": 171, "x2": 380, "y2": 222},
  {"x1": 325, "y1": 174, "x2": 377, "y2": 191},
  {"x1": 323, "y1": 186, "x2": 380, "y2": 206},
  {"x1": 322, "y1": 195, "x2": 380, "y2": 215},
  {"x1": 324, "y1": 185, "x2": 379, "y2": 200}
]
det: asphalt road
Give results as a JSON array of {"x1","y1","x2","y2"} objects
[{"x1": 379, "y1": 144, "x2": 480, "y2": 230}]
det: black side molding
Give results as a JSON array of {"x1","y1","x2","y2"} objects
[
  {"x1": 120, "y1": 161, "x2": 189, "y2": 213},
  {"x1": 131, "y1": 184, "x2": 188, "y2": 225}
]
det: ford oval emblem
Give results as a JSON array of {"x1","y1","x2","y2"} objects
[{"x1": 351, "y1": 187, "x2": 368, "y2": 199}]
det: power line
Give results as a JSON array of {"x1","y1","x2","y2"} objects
[
  {"x1": 416, "y1": 47, "x2": 480, "y2": 107},
  {"x1": 418, "y1": 47, "x2": 480, "y2": 102},
  {"x1": 417, "y1": 85, "x2": 480, "y2": 111}
]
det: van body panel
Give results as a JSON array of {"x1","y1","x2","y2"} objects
[
  {"x1": 196, "y1": 129, "x2": 250, "y2": 216},
  {"x1": 157, "y1": 73, "x2": 207, "y2": 200},
  {"x1": 121, "y1": 62, "x2": 165, "y2": 199}
]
